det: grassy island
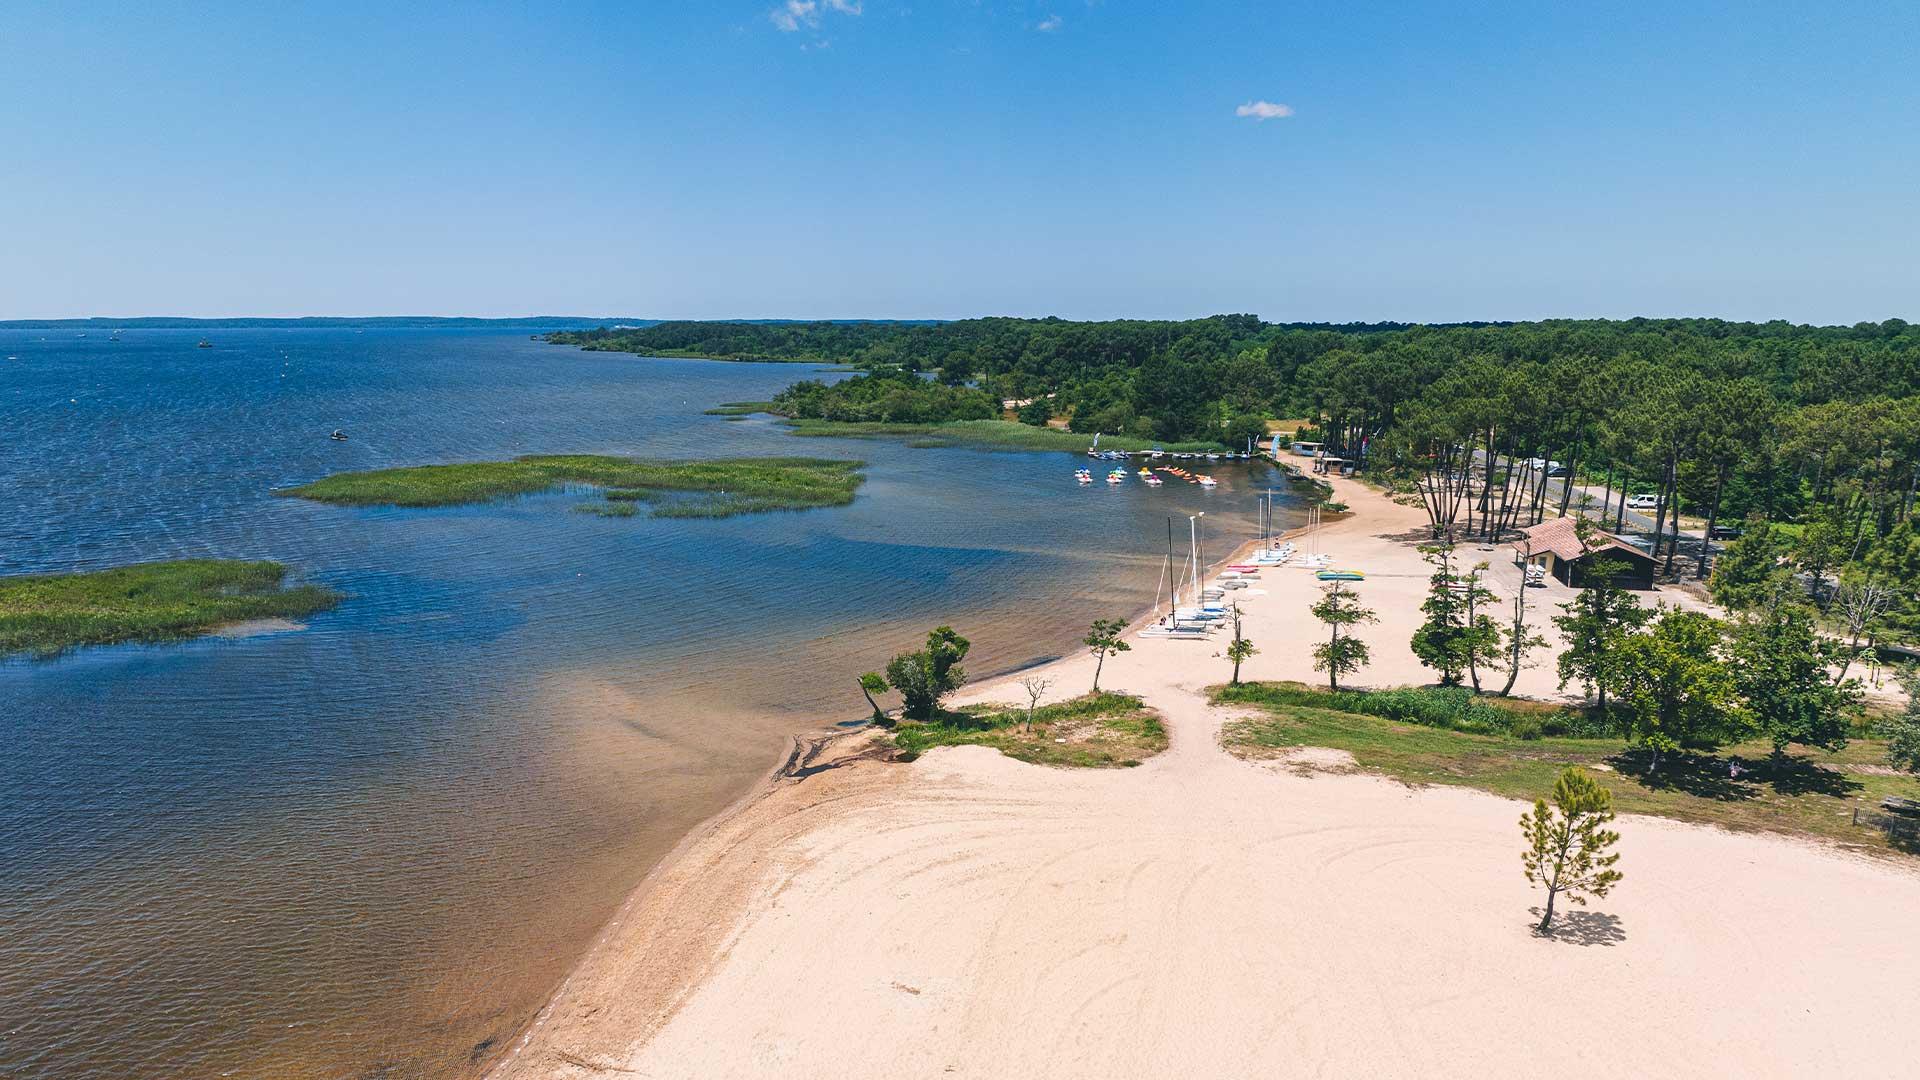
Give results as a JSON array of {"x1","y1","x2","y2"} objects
[
  {"x1": 1215, "y1": 681, "x2": 1920, "y2": 856},
  {"x1": 891, "y1": 692, "x2": 1168, "y2": 768},
  {"x1": 280, "y1": 454, "x2": 865, "y2": 519},
  {"x1": 0, "y1": 560, "x2": 341, "y2": 658}
]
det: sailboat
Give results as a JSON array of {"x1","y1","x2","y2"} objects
[
  {"x1": 1142, "y1": 517, "x2": 1212, "y2": 639},
  {"x1": 1174, "y1": 513, "x2": 1228, "y2": 624}
]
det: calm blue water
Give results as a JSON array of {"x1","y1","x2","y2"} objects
[{"x1": 0, "y1": 329, "x2": 1299, "y2": 1079}]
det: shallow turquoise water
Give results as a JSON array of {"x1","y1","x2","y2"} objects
[{"x1": 0, "y1": 329, "x2": 1298, "y2": 1078}]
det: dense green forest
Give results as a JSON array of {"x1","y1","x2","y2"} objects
[{"x1": 553, "y1": 315, "x2": 1920, "y2": 645}]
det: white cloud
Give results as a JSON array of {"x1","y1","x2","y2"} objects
[
  {"x1": 772, "y1": 0, "x2": 860, "y2": 31},
  {"x1": 1035, "y1": 14, "x2": 1063, "y2": 31},
  {"x1": 771, "y1": 1, "x2": 816, "y2": 31},
  {"x1": 1235, "y1": 100, "x2": 1295, "y2": 121}
]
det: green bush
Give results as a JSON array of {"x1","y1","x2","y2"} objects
[{"x1": 1214, "y1": 682, "x2": 1597, "y2": 739}]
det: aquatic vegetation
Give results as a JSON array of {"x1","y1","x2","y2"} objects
[
  {"x1": 0, "y1": 559, "x2": 341, "y2": 658},
  {"x1": 281, "y1": 455, "x2": 866, "y2": 518},
  {"x1": 702, "y1": 400, "x2": 776, "y2": 416}
]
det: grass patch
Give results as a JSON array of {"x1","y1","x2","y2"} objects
[
  {"x1": 0, "y1": 559, "x2": 341, "y2": 658},
  {"x1": 702, "y1": 400, "x2": 776, "y2": 416},
  {"x1": 891, "y1": 691, "x2": 1168, "y2": 768},
  {"x1": 1216, "y1": 681, "x2": 1920, "y2": 856},
  {"x1": 280, "y1": 455, "x2": 865, "y2": 519},
  {"x1": 1217, "y1": 682, "x2": 1612, "y2": 738},
  {"x1": 782, "y1": 418, "x2": 1227, "y2": 453}
]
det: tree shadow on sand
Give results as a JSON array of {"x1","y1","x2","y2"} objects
[{"x1": 1528, "y1": 908, "x2": 1626, "y2": 947}]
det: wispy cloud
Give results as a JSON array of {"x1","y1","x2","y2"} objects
[
  {"x1": 1235, "y1": 100, "x2": 1295, "y2": 121},
  {"x1": 770, "y1": 1, "x2": 816, "y2": 31},
  {"x1": 771, "y1": 0, "x2": 860, "y2": 32},
  {"x1": 1035, "y1": 14, "x2": 1063, "y2": 31}
]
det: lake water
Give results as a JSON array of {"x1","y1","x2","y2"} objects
[{"x1": 0, "y1": 329, "x2": 1302, "y2": 1079}]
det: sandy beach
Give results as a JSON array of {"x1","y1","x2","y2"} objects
[{"x1": 490, "y1": 472, "x2": 1920, "y2": 1079}]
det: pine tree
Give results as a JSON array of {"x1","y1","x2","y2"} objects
[
  {"x1": 1084, "y1": 618, "x2": 1131, "y2": 692},
  {"x1": 1521, "y1": 767, "x2": 1624, "y2": 933},
  {"x1": 1310, "y1": 582, "x2": 1377, "y2": 691},
  {"x1": 1410, "y1": 541, "x2": 1471, "y2": 685},
  {"x1": 1552, "y1": 552, "x2": 1650, "y2": 712},
  {"x1": 1226, "y1": 603, "x2": 1257, "y2": 684}
]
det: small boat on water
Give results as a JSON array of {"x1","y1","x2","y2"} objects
[
  {"x1": 1196, "y1": 476, "x2": 1218, "y2": 487},
  {"x1": 196, "y1": 339, "x2": 213, "y2": 348},
  {"x1": 330, "y1": 429, "x2": 349, "y2": 441}
]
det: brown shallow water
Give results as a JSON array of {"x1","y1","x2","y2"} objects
[{"x1": 0, "y1": 328, "x2": 1300, "y2": 1078}]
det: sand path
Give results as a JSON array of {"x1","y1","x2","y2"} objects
[{"x1": 493, "y1": 473, "x2": 1920, "y2": 1079}]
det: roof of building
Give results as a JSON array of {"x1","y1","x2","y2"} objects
[{"x1": 1510, "y1": 517, "x2": 1653, "y2": 564}]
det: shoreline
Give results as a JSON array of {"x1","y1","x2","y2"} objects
[
  {"x1": 482, "y1": 468, "x2": 1311, "y2": 1078},
  {"x1": 488, "y1": 470, "x2": 1920, "y2": 1079}
]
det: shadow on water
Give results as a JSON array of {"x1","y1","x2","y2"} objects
[{"x1": 1529, "y1": 908, "x2": 1627, "y2": 947}]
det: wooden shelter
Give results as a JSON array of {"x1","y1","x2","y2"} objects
[{"x1": 1510, "y1": 517, "x2": 1657, "y2": 589}]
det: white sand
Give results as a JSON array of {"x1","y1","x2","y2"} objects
[{"x1": 493, "y1": 475, "x2": 1920, "y2": 1079}]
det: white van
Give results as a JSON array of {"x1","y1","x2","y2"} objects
[{"x1": 1625, "y1": 493, "x2": 1658, "y2": 510}]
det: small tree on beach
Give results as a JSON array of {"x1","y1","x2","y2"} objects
[
  {"x1": 1310, "y1": 582, "x2": 1376, "y2": 691},
  {"x1": 1499, "y1": 542, "x2": 1548, "y2": 697},
  {"x1": 885, "y1": 625, "x2": 972, "y2": 722},
  {"x1": 1521, "y1": 766, "x2": 1624, "y2": 934},
  {"x1": 1084, "y1": 618, "x2": 1131, "y2": 693},
  {"x1": 1459, "y1": 561, "x2": 1505, "y2": 693},
  {"x1": 1226, "y1": 603, "x2": 1257, "y2": 685},
  {"x1": 857, "y1": 671, "x2": 891, "y2": 726},
  {"x1": 1410, "y1": 541, "x2": 1471, "y2": 686},
  {"x1": 1017, "y1": 675, "x2": 1053, "y2": 733}
]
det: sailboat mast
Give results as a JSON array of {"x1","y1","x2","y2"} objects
[{"x1": 1167, "y1": 517, "x2": 1178, "y2": 628}]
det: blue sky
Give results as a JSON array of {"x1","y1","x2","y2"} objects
[{"x1": 3, "y1": 1, "x2": 1916, "y2": 322}]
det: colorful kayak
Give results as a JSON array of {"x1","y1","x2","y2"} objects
[{"x1": 1315, "y1": 569, "x2": 1365, "y2": 581}]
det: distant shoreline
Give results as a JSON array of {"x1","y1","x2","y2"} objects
[{"x1": 0, "y1": 316, "x2": 646, "y2": 330}]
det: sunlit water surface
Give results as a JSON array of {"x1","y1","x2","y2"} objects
[{"x1": 0, "y1": 329, "x2": 1301, "y2": 1078}]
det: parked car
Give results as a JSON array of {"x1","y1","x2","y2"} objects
[
  {"x1": 1708, "y1": 524, "x2": 1744, "y2": 540},
  {"x1": 1625, "y1": 493, "x2": 1659, "y2": 510},
  {"x1": 1545, "y1": 464, "x2": 1571, "y2": 478}
]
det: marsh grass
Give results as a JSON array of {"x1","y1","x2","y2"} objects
[
  {"x1": 891, "y1": 692, "x2": 1168, "y2": 768},
  {"x1": 281, "y1": 455, "x2": 866, "y2": 519},
  {"x1": 0, "y1": 559, "x2": 341, "y2": 658},
  {"x1": 702, "y1": 400, "x2": 776, "y2": 416},
  {"x1": 782, "y1": 418, "x2": 1226, "y2": 453},
  {"x1": 1215, "y1": 681, "x2": 1920, "y2": 856}
]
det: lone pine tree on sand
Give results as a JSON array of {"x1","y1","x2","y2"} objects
[
  {"x1": 1084, "y1": 618, "x2": 1130, "y2": 693},
  {"x1": 1225, "y1": 603, "x2": 1256, "y2": 685},
  {"x1": 1520, "y1": 766, "x2": 1624, "y2": 934},
  {"x1": 1310, "y1": 581, "x2": 1376, "y2": 691}
]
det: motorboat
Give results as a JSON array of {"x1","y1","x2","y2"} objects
[{"x1": 329, "y1": 429, "x2": 349, "y2": 441}]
